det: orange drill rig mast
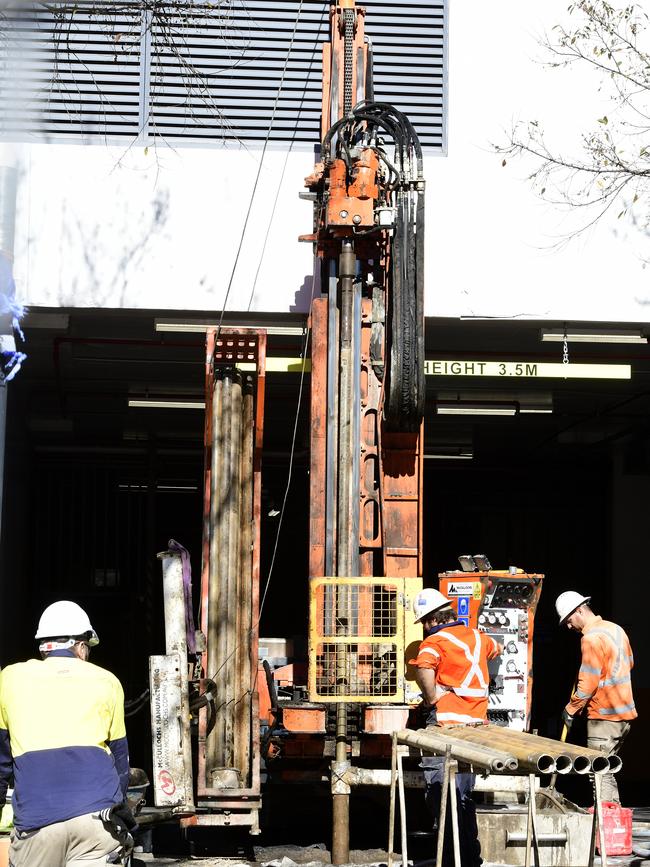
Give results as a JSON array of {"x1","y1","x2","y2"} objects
[{"x1": 301, "y1": 0, "x2": 426, "y2": 860}]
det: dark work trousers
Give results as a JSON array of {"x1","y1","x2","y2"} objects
[{"x1": 421, "y1": 756, "x2": 482, "y2": 867}]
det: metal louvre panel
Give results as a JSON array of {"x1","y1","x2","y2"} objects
[
  {"x1": 148, "y1": 0, "x2": 445, "y2": 149},
  {"x1": 1, "y1": 3, "x2": 143, "y2": 139},
  {"x1": 1, "y1": 0, "x2": 446, "y2": 150}
]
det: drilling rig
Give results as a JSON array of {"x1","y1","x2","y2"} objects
[{"x1": 149, "y1": 0, "x2": 426, "y2": 859}]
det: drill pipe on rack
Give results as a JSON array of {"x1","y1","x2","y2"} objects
[
  {"x1": 444, "y1": 725, "x2": 566, "y2": 775},
  {"x1": 446, "y1": 724, "x2": 614, "y2": 775},
  {"x1": 397, "y1": 729, "x2": 518, "y2": 773},
  {"x1": 477, "y1": 724, "x2": 616, "y2": 775}
]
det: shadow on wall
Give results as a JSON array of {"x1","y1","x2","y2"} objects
[
  {"x1": 44, "y1": 188, "x2": 170, "y2": 308},
  {"x1": 291, "y1": 268, "x2": 320, "y2": 313}
]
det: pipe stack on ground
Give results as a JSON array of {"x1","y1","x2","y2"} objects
[{"x1": 397, "y1": 729, "x2": 519, "y2": 773}]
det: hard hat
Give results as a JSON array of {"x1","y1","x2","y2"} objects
[
  {"x1": 35, "y1": 601, "x2": 99, "y2": 645},
  {"x1": 555, "y1": 591, "x2": 591, "y2": 625},
  {"x1": 413, "y1": 588, "x2": 451, "y2": 624}
]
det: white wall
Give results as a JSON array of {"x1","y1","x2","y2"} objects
[{"x1": 8, "y1": 0, "x2": 650, "y2": 319}]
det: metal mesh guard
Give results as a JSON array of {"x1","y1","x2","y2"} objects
[{"x1": 309, "y1": 578, "x2": 406, "y2": 702}]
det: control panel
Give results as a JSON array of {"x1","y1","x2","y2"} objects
[{"x1": 438, "y1": 568, "x2": 543, "y2": 731}]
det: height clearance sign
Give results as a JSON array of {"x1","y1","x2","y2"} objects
[{"x1": 425, "y1": 360, "x2": 631, "y2": 379}]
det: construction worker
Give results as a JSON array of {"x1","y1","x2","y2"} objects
[
  {"x1": 556, "y1": 590, "x2": 637, "y2": 804},
  {"x1": 0, "y1": 600, "x2": 136, "y2": 866},
  {"x1": 411, "y1": 588, "x2": 502, "y2": 867}
]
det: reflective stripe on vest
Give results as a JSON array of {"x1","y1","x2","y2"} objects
[{"x1": 437, "y1": 628, "x2": 489, "y2": 698}]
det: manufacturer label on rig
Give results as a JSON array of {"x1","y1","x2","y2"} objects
[
  {"x1": 446, "y1": 581, "x2": 479, "y2": 597},
  {"x1": 149, "y1": 654, "x2": 186, "y2": 807}
]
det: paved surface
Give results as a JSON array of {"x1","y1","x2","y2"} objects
[
  {"x1": 135, "y1": 809, "x2": 650, "y2": 866},
  {"x1": 134, "y1": 852, "x2": 650, "y2": 866}
]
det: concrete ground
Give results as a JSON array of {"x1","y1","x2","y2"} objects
[
  {"x1": 136, "y1": 807, "x2": 650, "y2": 866},
  {"x1": 134, "y1": 850, "x2": 650, "y2": 866}
]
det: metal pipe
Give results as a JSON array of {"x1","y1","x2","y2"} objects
[
  {"x1": 234, "y1": 376, "x2": 254, "y2": 783},
  {"x1": 336, "y1": 240, "x2": 359, "y2": 577},
  {"x1": 453, "y1": 725, "x2": 603, "y2": 775},
  {"x1": 607, "y1": 754, "x2": 622, "y2": 775},
  {"x1": 206, "y1": 370, "x2": 224, "y2": 776},
  {"x1": 325, "y1": 261, "x2": 339, "y2": 576},
  {"x1": 478, "y1": 724, "x2": 611, "y2": 771},
  {"x1": 396, "y1": 729, "x2": 518, "y2": 773},
  {"x1": 572, "y1": 755, "x2": 591, "y2": 775},
  {"x1": 331, "y1": 241, "x2": 358, "y2": 866},
  {"x1": 224, "y1": 370, "x2": 243, "y2": 770},
  {"x1": 554, "y1": 754, "x2": 573, "y2": 775},
  {"x1": 442, "y1": 726, "x2": 557, "y2": 775},
  {"x1": 436, "y1": 747, "x2": 451, "y2": 867}
]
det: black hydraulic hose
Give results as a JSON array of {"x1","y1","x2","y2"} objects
[
  {"x1": 415, "y1": 188, "x2": 426, "y2": 411},
  {"x1": 357, "y1": 101, "x2": 423, "y2": 175}
]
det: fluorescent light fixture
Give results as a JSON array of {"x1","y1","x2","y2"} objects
[
  {"x1": 540, "y1": 329, "x2": 647, "y2": 344},
  {"x1": 424, "y1": 452, "x2": 473, "y2": 460},
  {"x1": 155, "y1": 319, "x2": 305, "y2": 336},
  {"x1": 436, "y1": 403, "x2": 516, "y2": 416},
  {"x1": 519, "y1": 407, "x2": 553, "y2": 414},
  {"x1": 128, "y1": 399, "x2": 205, "y2": 409}
]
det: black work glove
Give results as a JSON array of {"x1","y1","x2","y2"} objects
[
  {"x1": 100, "y1": 802, "x2": 138, "y2": 834},
  {"x1": 561, "y1": 708, "x2": 575, "y2": 732}
]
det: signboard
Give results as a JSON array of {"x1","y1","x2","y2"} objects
[
  {"x1": 238, "y1": 358, "x2": 631, "y2": 379},
  {"x1": 424, "y1": 360, "x2": 631, "y2": 379},
  {"x1": 446, "y1": 581, "x2": 480, "y2": 597}
]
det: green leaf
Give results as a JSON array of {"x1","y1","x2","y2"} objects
[
  {"x1": 144, "y1": 146, "x2": 149, "y2": 156},
  {"x1": 597, "y1": 116, "x2": 608, "y2": 125}
]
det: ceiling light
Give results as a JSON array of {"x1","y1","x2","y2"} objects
[
  {"x1": 540, "y1": 329, "x2": 647, "y2": 344},
  {"x1": 128, "y1": 399, "x2": 205, "y2": 409},
  {"x1": 519, "y1": 407, "x2": 553, "y2": 414},
  {"x1": 436, "y1": 403, "x2": 516, "y2": 416},
  {"x1": 155, "y1": 319, "x2": 305, "y2": 336},
  {"x1": 423, "y1": 452, "x2": 473, "y2": 460}
]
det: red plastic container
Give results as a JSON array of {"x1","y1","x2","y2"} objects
[{"x1": 588, "y1": 802, "x2": 633, "y2": 856}]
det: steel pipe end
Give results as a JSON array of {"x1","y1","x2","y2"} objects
[
  {"x1": 571, "y1": 755, "x2": 591, "y2": 775},
  {"x1": 606, "y1": 755, "x2": 622, "y2": 775},
  {"x1": 506, "y1": 758, "x2": 519, "y2": 772},
  {"x1": 491, "y1": 760, "x2": 505, "y2": 773},
  {"x1": 537, "y1": 755, "x2": 556, "y2": 775}
]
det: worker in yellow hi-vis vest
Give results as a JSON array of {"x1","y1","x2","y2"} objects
[{"x1": 0, "y1": 601, "x2": 136, "y2": 866}]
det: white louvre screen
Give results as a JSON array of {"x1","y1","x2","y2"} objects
[{"x1": 1, "y1": 0, "x2": 446, "y2": 151}]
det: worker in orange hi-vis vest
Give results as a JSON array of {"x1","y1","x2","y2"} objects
[
  {"x1": 556, "y1": 591, "x2": 637, "y2": 805},
  {"x1": 410, "y1": 588, "x2": 502, "y2": 867}
]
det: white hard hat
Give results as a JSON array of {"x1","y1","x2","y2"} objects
[
  {"x1": 35, "y1": 601, "x2": 99, "y2": 646},
  {"x1": 555, "y1": 591, "x2": 591, "y2": 625},
  {"x1": 413, "y1": 588, "x2": 451, "y2": 624}
]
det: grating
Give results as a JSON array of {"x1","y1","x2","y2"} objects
[{"x1": 309, "y1": 577, "x2": 415, "y2": 701}]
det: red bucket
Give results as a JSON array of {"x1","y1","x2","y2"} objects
[{"x1": 588, "y1": 802, "x2": 633, "y2": 856}]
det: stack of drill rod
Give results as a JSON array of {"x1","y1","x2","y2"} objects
[{"x1": 397, "y1": 725, "x2": 621, "y2": 775}]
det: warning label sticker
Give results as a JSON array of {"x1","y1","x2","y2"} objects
[{"x1": 446, "y1": 581, "x2": 479, "y2": 597}]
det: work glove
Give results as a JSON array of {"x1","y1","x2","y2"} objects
[
  {"x1": 100, "y1": 802, "x2": 138, "y2": 834},
  {"x1": 561, "y1": 708, "x2": 575, "y2": 732}
]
